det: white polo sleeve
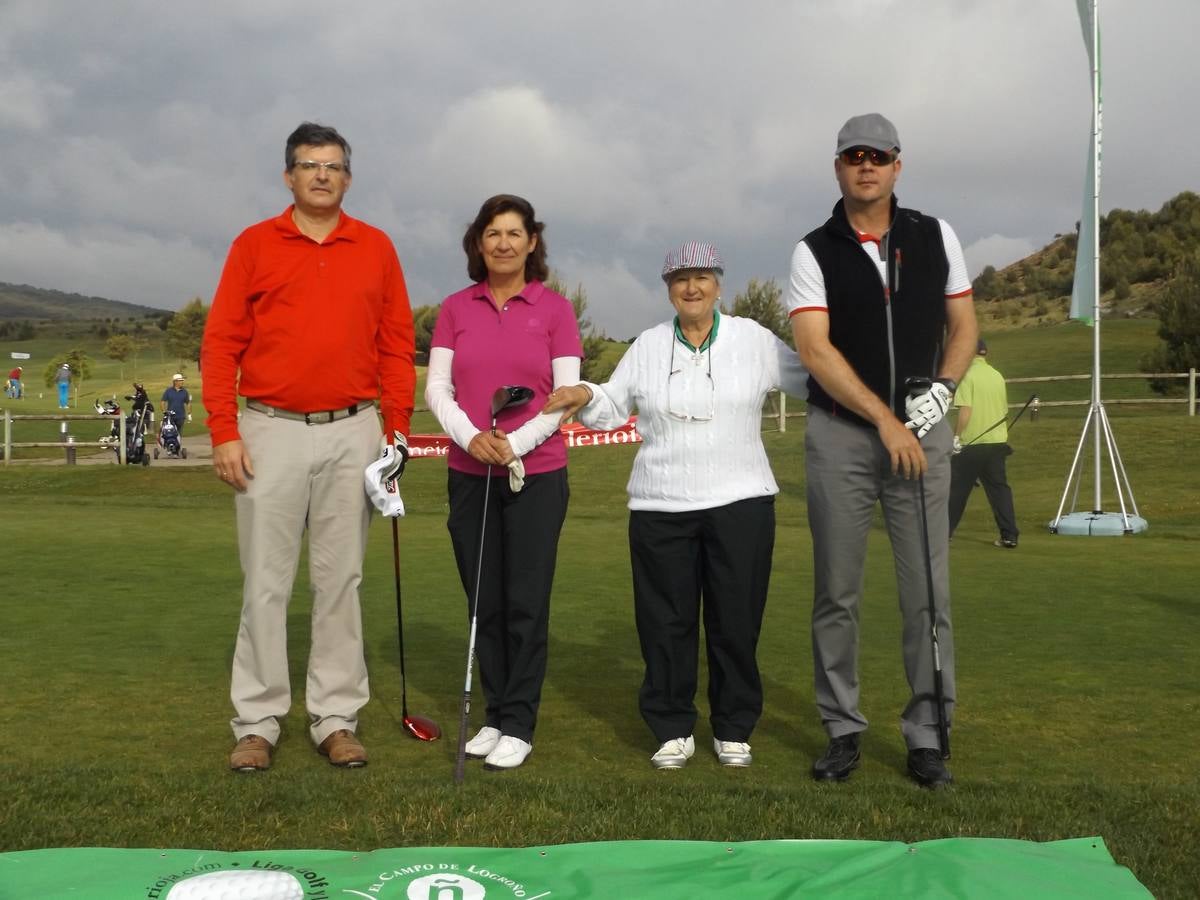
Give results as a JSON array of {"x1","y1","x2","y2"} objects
[
  {"x1": 784, "y1": 240, "x2": 828, "y2": 316},
  {"x1": 939, "y1": 220, "x2": 973, "y2": 298}
]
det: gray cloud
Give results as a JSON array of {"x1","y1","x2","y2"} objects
[{"x1": 1, "y1": 0, "x2": 1194, "y2": 337}]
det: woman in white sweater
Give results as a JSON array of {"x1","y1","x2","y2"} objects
[{"x1": 544, "y1": 241, "x2": 807, "y2": 770}]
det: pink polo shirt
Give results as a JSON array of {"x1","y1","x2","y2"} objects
[{"x1": 431, "y1": 280, "x2": 582, "y2": 476}]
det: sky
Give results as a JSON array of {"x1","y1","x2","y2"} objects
[{"x1": 1, "y1": 0, "x2": 1195, "y2": 338}]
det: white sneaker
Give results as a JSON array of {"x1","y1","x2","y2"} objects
[
  {"x1": 651, "y1": 735, "x2": 695, "y2": 769},
  {"x1": 713, "y1": 738, "x2": 752, "y2": 767},
  {"x1": 464, "y1": 725, "x2": 501, "y2": 759},
  {"x1": 483, "y1": 735, "x2": 532, "y2": 770}
]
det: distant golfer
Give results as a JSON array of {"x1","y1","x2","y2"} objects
[
  {"x1": 425, "y1": 195, "x2": 582, "y2": 771},
  {"x1": 54, "y1": 363, "x2": 71, "y2": 408},
  {"x1": 785, "y1": 113, "x2": 978, "y2": 787},
  {"x1": 160, "y1": 374, "x2": 192, "y2": 435},
  {"x1": 202, "y1": 122, "x2": 416, "y2": 773},
  {"x1": 6, "y1": 366, "x2": 21, "y2": 399},
  {"x1": 949, "y1": 339, "x2": 1019, "y2": 548},
  {"x1": 545, "y1": 241, "x2": 808, "y2": 771}
]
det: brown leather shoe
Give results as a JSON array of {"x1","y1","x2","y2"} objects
[
  {"x1": 318, "y1": 729, "x2": 368, "y2": 767},
  {"x1": 230, "y1": 734, "x2": 272, "y2": 772}
]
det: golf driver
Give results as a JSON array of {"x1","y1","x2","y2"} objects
[
  {"x1": 906, "y1": 376, "x2": 951, "y2": 760},
  {"x1": 454, "y1": 384, "x2": 536, "y2": 783},
  {"x1": 392, "y1": 517, "x2": 441, "y2": 741}
]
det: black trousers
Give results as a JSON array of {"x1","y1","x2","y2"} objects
[
  {"x1": 447, "y1": 466, "x2": 568, "y2": 742},
  {"x1": 629, "y1": 496, "x2": 775, "y2": 744},
  {"x1": 948, "y1": 443, "x2": 1019, "y2": 542}
]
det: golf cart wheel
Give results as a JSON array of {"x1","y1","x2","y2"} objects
[
  {"x1": 181, "y1": 448, "x2": 188, "y2": 459},
  {"x1": 153, "y1": 447, "x2": 159, "y2": 459}
]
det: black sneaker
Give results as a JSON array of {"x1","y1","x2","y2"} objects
[
  {"x1": 812, "y1": 733, "x2": 861, "y2": 781},
  {"x1": 993, "y1": 538, "x2": 1018, "y2": 549},
  {"x1": 907, "y1": 748, "x2": 953, "y2": 788}
]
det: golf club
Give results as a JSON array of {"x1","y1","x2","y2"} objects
[
  {"x1": 963, "y1": 392, "x2": 1038, "y2": 447},
  {"x1": 454, "y1": 384, "x2": 536, "y2": 783},
  {"x1": 906, "y1": 376, "x2": 951, "y2": 760},
  {"x1": 392, "y1": 517, "x2": 441, "y2": 742}
]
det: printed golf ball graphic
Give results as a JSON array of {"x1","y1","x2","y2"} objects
[{"x1": 165, "y1": 868, "x2": 305, "y2": 899}]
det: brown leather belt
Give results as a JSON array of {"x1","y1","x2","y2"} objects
[{"x1": 246, "y1": 398, "x2": 374, "y2": 425}]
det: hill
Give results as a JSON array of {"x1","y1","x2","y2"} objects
[
  {"x1": 973, "y1": 190, "x2": 1200, "y2": 329},
  {"x1": 0, "y1": 281, "x2": 169, "y2": 321}
]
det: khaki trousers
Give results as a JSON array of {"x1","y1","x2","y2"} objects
[{"x1": 229, "y1": 405, "x2": 380, "y2": 746}]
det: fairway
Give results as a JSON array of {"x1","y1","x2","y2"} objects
[{"x1": 0, "y1": 407, "x2": 1196, "y2": 897}]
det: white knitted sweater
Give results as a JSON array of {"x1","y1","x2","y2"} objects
[{"x1": 579, "y1": 315, "x2": 808, "y2": 512}]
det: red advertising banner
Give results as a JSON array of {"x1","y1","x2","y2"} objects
[{"x1": 408, "y1": 417, "x2": 641, "y2": 460}]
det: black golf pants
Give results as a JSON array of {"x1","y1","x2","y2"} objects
[
  {"x1": 447, "y1": 466, "x2": 568, "y2": 743},
  {"x1": 629, "y1": 496, "x2": 775, "y2": 745}
]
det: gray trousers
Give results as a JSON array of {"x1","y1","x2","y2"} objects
[
  {"x1": 805, "y1": 407, "x2": 956, "y2": 751},
  {"x1": 229, "y1": 406, "x2": 380, "y2": 747}
]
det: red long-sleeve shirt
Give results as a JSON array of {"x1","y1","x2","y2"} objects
[{"x1": 201, "y1": 207, "x2": 415, "y2": 446}]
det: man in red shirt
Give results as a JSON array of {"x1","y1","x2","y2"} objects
[{"x1": 202, "y1": 122, "x2": 415, "y2": 773}]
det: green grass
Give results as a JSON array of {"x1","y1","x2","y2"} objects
[{"x1": 0, "y1": 411, "x2": 1197, "y2": 897}]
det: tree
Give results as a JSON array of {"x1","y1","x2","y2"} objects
[
  {"x1": 44, "y1": 349, "x2": 93, "y2": 404},
  {"x1": 105, "y1": 335, "x2": 135, "y2": 381},
  {"x1": 545, "y1": 274, "x2": 611, "y2": 382},
  {"x1": 1142, "y1": 253, "x2": 1200, "y2": 393},
  {"x1": 412, "y1": 304, "x2": 440, "y2": 358},
  {"x1": 166, "y1": 298, "x2": 209, "y2": 367},
  {"x1": 727, "y1": 278, "x2": 793, "y2": 348}
]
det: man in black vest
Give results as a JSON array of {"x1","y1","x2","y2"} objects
[{"x1": 785, "y1": 113, "x2": 978, "y2": 787}]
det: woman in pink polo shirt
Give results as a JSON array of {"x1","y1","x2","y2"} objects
[{"x1": 425, "y1": 195, "x2": 583, "y2": 771}]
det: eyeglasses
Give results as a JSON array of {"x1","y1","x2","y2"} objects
[
  {"x1": 839, "y1": 147, "x2": 897, "y2": 167},
  {"x1": 294, "y1": 160, "x2": 348, "y2": 174},
  {"x1": 667, "y1": 338, "x2": 714, "y2": 422}
]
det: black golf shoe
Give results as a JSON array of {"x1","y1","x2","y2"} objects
[
  {"x1": 812, "y1": 733, "x2": 861, "y2": 781},
  {"x1": 907, "y1": 748, "x2": 953, "y2": 788}
]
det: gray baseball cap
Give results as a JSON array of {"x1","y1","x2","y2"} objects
[{"x1": 836, "y1": 113, "x2": 901, "y2": 154}]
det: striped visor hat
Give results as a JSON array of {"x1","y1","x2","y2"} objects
[{"x1": 661, "y1": 241, "x2": 724, "y2": 283}]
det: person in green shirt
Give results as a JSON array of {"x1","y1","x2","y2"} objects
[{"x1": 949, "y1": 340, "x2": 1019, "y2": 548}]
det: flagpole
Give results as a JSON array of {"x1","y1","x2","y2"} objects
[
  {"x1": 1089, "y1": 0, "x2": 1102, "y2": 514},
  {"x1": 1051, "y1": 0, "x2": 1147, "y2": 536}
]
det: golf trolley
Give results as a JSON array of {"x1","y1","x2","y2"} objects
[
  {"x1": 154, "y1": 409, "x2": 187, "y2": 460},
  {"x1": 94, "y1": 384, "x2": 154, "y2": 466}
]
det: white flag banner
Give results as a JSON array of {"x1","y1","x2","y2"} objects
[{"x1": 1070, "y1": 0, "x2": 1101, "y2": 325}]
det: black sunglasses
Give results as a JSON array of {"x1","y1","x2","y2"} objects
[{"x1": 839, "y1": 147, "x2": 897, "y2": 166}]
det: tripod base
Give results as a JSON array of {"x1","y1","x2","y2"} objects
[{"x1": 1050, "y1": 511, "x2": 1148, "y2": 536}]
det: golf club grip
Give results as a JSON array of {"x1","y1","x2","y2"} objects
[{"x1": 454, "y1": 693, "x2": 471, "y2": 783}]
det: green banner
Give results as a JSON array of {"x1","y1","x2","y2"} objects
[{"x1": 0, "y1": 838, "x2": 1150, "y2": 899}]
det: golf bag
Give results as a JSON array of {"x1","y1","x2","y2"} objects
[
  {"x1": 154, "y1": 410, "x2": 186, "y2": 459},
  {"x1": 94, "y1": 386, "x2": 153, "y2": 466}
]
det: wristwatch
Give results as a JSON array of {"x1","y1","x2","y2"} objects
[{"x1": 935, "y1": 377, "x2": 958, "y2": 395}]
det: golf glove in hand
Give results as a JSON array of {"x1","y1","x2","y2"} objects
[
  {"x1": 364, "y1": 443, "x2": 406, "y2": 517},
  {"x1": 952, "y1": 435, "x2": 963, "y2": 455},
  {"x1": 376, "y1": 431, "x2": 409, "y2": 481},
  {"x1": 186, "y1": 413, "x2": 192, "y2": 422},
  {"x1": 507, "y1": 457, "x2": 526, "y2": 493},
  {"x1": 905, "y1": 382, "x2": 954, "y2": 439}
]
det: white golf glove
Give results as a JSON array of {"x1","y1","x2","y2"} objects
[
  {"x1": 507, "y1": 457, "x2": 526, "y2": 493},
  {"x1": 186, "y1": 413, "x2": 192, "y2": 422},
  {"x1": 905, "y1": 381, "x2": 954, "y2": 439},
  {"x1": 952, "y1": 435, "x2": 963, "y2": 455},
  {"x1": 364, "y1": 441, "x2": 407, "y2": 518}
]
